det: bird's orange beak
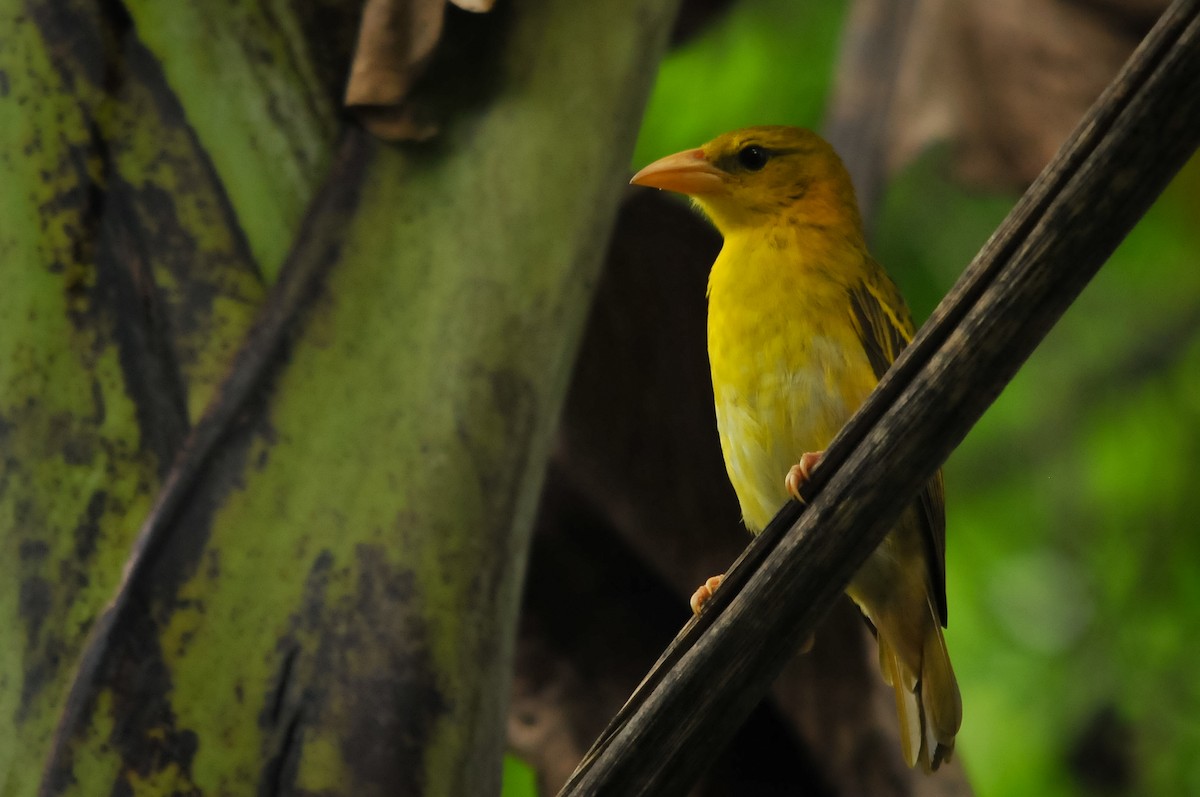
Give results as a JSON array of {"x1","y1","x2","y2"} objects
[{"x1": 630, "y1": 148, "x2": 725, "y2": 195}]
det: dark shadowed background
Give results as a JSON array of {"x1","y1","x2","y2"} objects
[{"x1": 506, "y1": 1, "x2": 1199, "y2": 795}]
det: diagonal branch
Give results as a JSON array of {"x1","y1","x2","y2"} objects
[{"x1": 559, "y1": 1, "x2": 1200, "y2": 794}]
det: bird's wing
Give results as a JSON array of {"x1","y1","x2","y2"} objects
[
  {"x1": 848, "y1": 269, "x2": 949, "y2": 627},
  {"x1": 847, "y1": 267, "x2": 913, "y2": 375}
]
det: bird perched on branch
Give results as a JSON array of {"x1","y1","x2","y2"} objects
[{"x1": 630, "y1": 126, "x2": 961, "y2": 771}]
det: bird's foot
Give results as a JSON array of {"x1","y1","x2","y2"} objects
[
  {"x1": 690, "y1": 574, "x2": 725, "y2": 615},
  {"x1": 785, "y1": 450, "x2": 825, "y2": 502}
]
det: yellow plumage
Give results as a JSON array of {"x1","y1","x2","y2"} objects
[
  {"x1": 707, "y1": 223, "x2": 877, "y2": 529},
  {"x1": 631, "y1": 126, "x2": 962, "y2": 771}
]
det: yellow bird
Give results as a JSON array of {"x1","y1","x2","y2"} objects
[{"x1": 630, "y1": 126, "x2": 961, "y2": 771}]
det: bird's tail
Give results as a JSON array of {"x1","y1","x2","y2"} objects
[{"x1": 876, "y1": 595, "x2": 962, "y2": 771}]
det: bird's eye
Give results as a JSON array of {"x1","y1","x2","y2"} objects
[{"x1": 737, "y1": 145, "x2": 769, "y2": 171}]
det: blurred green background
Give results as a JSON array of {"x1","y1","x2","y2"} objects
[{"x1": 506, "y1": 0, "x2": 1200, "y2": 794}]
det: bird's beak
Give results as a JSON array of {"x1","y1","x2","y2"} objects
[{"x1": 630, "y1": 148, "x2": 725, "y2": 195}]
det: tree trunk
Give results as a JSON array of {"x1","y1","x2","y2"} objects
[{"x1": 0, "y1": 1, "x2": 679, "y2": 794}]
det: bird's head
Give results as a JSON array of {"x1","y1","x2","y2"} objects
[{"x1": 630, "y1": 126, "x2": 862, "y2": 236}]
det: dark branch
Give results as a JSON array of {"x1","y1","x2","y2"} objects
[{"x1": 559, "y1": 1, "x2": 1200, "y2": 794}]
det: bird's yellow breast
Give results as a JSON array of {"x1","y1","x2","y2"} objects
[{"x1": 707, "y1": 226, "x2": 878, "y2": 532}]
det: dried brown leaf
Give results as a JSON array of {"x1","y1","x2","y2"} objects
[
  {"x1": 345, "y1": 0, "x2": 495, "y2": 141},
  {"x1": 352, "y1": 101, "x2": 441, "y2": 141},
  {"x1": 346, "y1": 0, "x2": 445, "y2": 106}
]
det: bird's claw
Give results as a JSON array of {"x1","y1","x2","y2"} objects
[
  {"x1": 690, "y1": 574, "x2": 725, "y2": 615},
  {"x1": 785, "y1": 450, "x2": 824, "y2": 502}
]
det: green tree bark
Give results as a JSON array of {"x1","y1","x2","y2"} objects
[{"x1": 0, "y1": 0, "x2": 679, "y2": 794}]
